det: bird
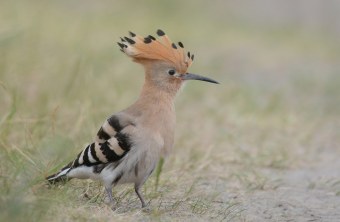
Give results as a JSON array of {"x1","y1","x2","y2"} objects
[{"x1": 46, "y1": 29, "x2": 218, "y2": 210}]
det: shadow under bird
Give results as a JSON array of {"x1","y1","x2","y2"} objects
[{"x1": 46, "y1": 29, "x2": 219, "y2": 210}]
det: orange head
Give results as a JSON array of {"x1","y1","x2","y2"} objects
[{"x1": 117, "y1": 29, "x2": 218, "y2": 87}]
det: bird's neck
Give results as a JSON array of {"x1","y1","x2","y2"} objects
[
  {"x1": 137, "y1": 77, "x2": 181, "y2": 107},
  {"x1": 127, "y1": 74, "x2": 179, "y2": 156}
]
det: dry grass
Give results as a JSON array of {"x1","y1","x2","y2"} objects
[{"x1": 1, "y1": 1, "x2": 340, "y2": 221}]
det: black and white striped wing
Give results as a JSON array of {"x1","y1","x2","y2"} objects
[
  {"x1": 46, "y1": 114, "x2": 135, "y2": 183},
  {"x1": 73, "y1": 115, "x2": 134, "y2": 167}
]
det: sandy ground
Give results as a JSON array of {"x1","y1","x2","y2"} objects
[
  {"x1": 241, "y1": 160, "x2": 340, "y2": 221},
  {"x1": 89, "y1": 143, "x2": 340, "y2": 222},
  {"x1": 199, "y1": 140, "x2": 340, "y2": 222}
]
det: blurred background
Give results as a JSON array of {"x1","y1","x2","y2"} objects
[
  {"x1": 0, "y1": 0, "x2": 339, "y2": 221},
  {"x1": 1, "y1": 0, "x2": 339, "y2": 118}
]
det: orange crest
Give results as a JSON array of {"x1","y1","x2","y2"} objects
[{"x1": 117, "y1": 29, "x2": 194, "y2": 74}]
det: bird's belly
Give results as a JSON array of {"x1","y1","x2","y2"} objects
[
  {"x1": 99, "y1": 144, "x2": 160, "y2": 187},
  {"x1": 118, "y1": 159, "x2": 155, "y2": 184}
]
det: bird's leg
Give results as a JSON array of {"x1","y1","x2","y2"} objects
[
  {"x1": 105, "y1": 186, "x2": 116, "y2": 210},
  {"x1": 134, "y1": 184, "x2": 146, "y2": 208}
]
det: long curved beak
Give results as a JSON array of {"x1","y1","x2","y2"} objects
[{"x1": 181, "y1": 73, "x2": 219, "y2": 84}]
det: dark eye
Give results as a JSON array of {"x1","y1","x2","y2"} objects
[{"x1": 168, "y1": 69, "x2": 176, "y2": 75}]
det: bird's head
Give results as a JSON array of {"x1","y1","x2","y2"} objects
[{"x1": 118, "y1": 29, "x2": 218, "y2": 92}]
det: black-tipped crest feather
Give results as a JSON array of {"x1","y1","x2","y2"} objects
[{"x1": 156, "y1": 29, "x2": 165, "y2": 36}]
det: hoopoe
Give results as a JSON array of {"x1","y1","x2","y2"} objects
[{"x1": 46, "y1": 29, "x2": 218, "y2": 210}]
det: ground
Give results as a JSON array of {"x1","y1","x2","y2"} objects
[{"x1": 0, "y1": 1, "x2": 339, "y2": 221}]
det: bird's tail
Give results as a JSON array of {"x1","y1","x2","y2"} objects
[{"x1": 46, "y1": 161, "x2": 73, "y2": 184}]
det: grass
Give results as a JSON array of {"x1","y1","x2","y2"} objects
[{"x1": 1, "y1": 0, "x2": 340, "y2": 221}]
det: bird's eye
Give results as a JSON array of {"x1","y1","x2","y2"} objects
[{"x1": 168, "y1": 69, "x2": 176, "y2": 75}]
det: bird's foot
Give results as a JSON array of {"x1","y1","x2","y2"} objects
[
  {"x1": 141, "y1": 204, "x2": 151, "y2": 213},
  {"x1": 110, "y1": 204, "x2": 117, "y2": 211}
]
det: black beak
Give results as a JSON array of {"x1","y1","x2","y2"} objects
[{"x1": 181, "y1": 73, "x2": 219, "y2": 84}]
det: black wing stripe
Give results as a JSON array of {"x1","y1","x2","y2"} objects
[
  {"x1": 107, "y1": 116, "x2": 123, "y2": 132},
  {"x1": 83, "y1": 145, "x2": 91, "y2": 165},
  {"x1": 90, "y1": 143, "x2": 100, "y2": 162},
  {"x1": 115, "y1": 132, "x2": 132, "y2": 151},
  {"x1": 73, "y1": 151, "x2": 82, "y2": 167},
  {"x1": 100, "y1": 141, "x2": 122, "y2": 162},
  {"x1": 97, "y1": 127, "x2": 111, "y2": 140}
]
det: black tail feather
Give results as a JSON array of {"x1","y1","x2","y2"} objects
[
  {"x1": 46, "y1": 161, "x2": 73, "y2": 184},
  {"x1": 46, "y1": 173, "x2": 68, "y2": 184}
]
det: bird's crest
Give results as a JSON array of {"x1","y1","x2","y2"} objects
[{"x1": 117, "y1": 29, "x2": 194, "y2": 74}]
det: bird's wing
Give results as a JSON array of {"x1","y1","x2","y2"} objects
[
  {"x1": 72, "y1": 114, "x2": 135, "y2": 168},
  {"x1": 46, "y1": 113, "x2": 136, "y2": 183}
]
